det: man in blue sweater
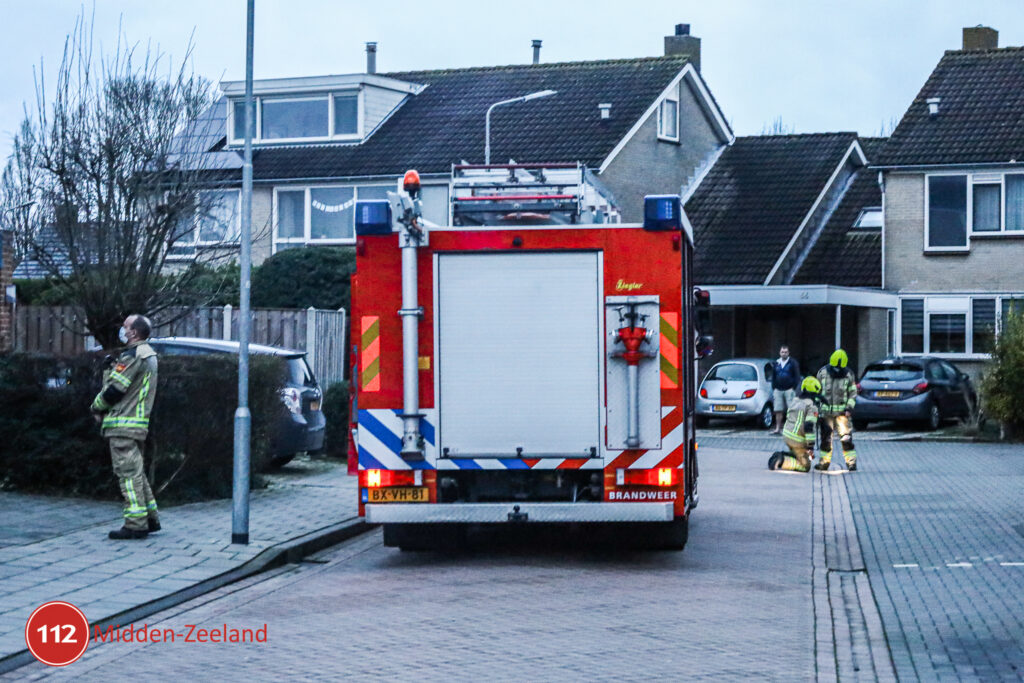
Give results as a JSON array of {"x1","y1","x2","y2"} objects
[{"x1": 771, "y1": 345, "x2": 801, "y2": 434}]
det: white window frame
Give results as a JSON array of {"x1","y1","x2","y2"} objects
[
  {"x1": 925, "y1": 171, "x2": 1024, "y2": 252},
  {"x1": 196, "y1": 189, "x2": 242, "y2": 246},
  {"x1": 897, "y1": 293, "x2": 1020, "y2": 359},
  {"x1": 167, "y1": 189, "x2": 242, "y2": 260},
  {"x1": 995, "y1": 172, "x2": 1024, "y2": 236},
  {"x1": 657, "y1": 96, "x2": 680, "y2": 143},
  {"x1": 852, "y1": 206, "x2": 883, "y2": 229},
  {"x1": 273, "y1": 183, "x2": 395, "y2": 251},
  {"x1": 227, "y1": 89, "x2": 363, "y2": 145},
  {"x1": 924, "y1": 172, "x2": 970, "y2": 253}
]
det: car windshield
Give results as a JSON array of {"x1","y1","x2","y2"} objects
[
  {"x1": 706, "y1": 363, "x2": 757, "y2": 381},
  {"x1": 862, "y1": 363, "x2": 923, "y2": 381},
  {"x1": 286, "y1": 357, "x2": 317, "y2": 387}
]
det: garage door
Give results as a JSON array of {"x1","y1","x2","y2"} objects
[{"x1": 437, "y1": 251, "x2": 601, "y2": 458}]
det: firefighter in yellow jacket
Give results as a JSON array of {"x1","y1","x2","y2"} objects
[
  {"x1": 814, "y1": 349, "x2": 859, "y2": 471},
  {"x1": 91, "y1": 314, "x2": 161, "y2": 539},
  {"x1": 768, "y1": 376, "x2": 820, "y2": 472}
]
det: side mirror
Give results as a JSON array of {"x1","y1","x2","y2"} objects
[
  {"x1": 693, "y1": 287, "x2": 712, "y2": 359},
  {"x1": 696, "y1": 334, "x2": 714, "y2": 359}
]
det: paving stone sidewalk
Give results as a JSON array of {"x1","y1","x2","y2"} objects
[{"x1": 0, "y1": 457, "x2": 358, "y2": 663}]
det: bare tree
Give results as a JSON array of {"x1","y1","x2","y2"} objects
[
  {"x1": 0, "y1": 11, "x2": 237, "y2": 348},
  {"x1": 760, "y1": 116, "x2": 795, "y2": 136},
  {"x1": 877, "y1": 116, "x2": 901, "y2": 137}
]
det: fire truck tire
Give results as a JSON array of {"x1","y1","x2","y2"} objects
[
  {"x1": 650, "y1": 517, "x2": 689, "y2": 551},
  {"x1": 384, "y1": 523, "x2": 466, "y2": 551}
]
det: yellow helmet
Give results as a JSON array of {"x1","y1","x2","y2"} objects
[
  {"x1": 829, "y1": 349, "x2": 849, "y2": 368},
  {"x1": 801, "y1": 376, "x2": 822, "y2": 394}
]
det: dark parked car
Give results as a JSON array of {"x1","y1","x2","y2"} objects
[
  {"x1": 853, "y1": 356, "x2": 977, "y2": 430},
  {"x1": 147, "y1": 337, "x2": 326, "y2": 466}
]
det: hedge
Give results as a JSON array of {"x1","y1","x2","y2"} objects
[
  {"x1": 0, "y1": 352, "x2": 288, "y2": 503},
  {"x1": 981, "y1": 310, "x2": 1024, "y2": 439},
  {"x1": 320, "y1": 381, "x2": 350, "y2": 460},
  {"x1": 251, "y1": 246, "x2": 355, "y2": 311}
]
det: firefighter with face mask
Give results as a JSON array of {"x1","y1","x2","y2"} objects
[
  {"x1": 768, "y1": 376, "x2": 820, "y2": 472},
  {"x1": 814, "y1": 349, "x2": 858, "y2": 471},
  {"x1": 90, "y1": 314, "x2": 161, "y2": 539}
]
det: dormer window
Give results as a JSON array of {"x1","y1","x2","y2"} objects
[
  {"x1": 228, "y1": 90, "x2": 362, "y2": 144},
  {"x1": 852, "y1": 207, "x2": 882, "y2": 229}
]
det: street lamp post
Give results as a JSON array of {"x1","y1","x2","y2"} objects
[
  {"x1": 484, "y1": 90, "x2": 557, "y2": 165},
  {"x1": 232, "y1": 0, "x2": 255, "y2": 545}
]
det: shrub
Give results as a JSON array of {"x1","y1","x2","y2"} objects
[
  {"x1": 0, "y1": 351, "x2": 288, "y2": 503},
  {"x1": 251, "y1": 247, "x2": 355, "y2": 311},
  {"x1": 980, "y1": 310, "x2": 1024, "y2": 439},
  {"x1": 321, "y1": 381, "x2": 350, "y2": 459},
  {"x1": 12, "y1": 278, "x2": 75, "y2": 305}
]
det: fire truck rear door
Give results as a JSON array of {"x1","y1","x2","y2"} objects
[{"x1": 436, "y1": 251, "x2": 601, "y2": 458}]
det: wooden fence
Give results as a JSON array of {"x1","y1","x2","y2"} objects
[{"x1": 13, "y1": 304, "x2": 349, "y2": 387}]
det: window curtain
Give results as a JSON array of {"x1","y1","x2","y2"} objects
[
  {"x1": 1006, "y1": 175, "x2": 1024, "y2": 231},
  {"x1": 972, "y1": 184, "x2": 1000, "y2": 231}
]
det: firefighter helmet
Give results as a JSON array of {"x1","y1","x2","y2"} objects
[
  {"x1": 801, "y1": 376, "x2": 822, "y2": 394},
  {"x1": 829, "y1": 349, "x2": 849, "y2": 368}
]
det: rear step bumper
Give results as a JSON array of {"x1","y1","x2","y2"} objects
[{"x1": 366, "y1": 502, "x2": 675, "y2": 524}]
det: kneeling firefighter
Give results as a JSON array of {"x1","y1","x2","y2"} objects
[
  {"x1": 768, "y1": 376, "x2": 820, "y2": 472},
  {"x1": 815, "y1": 349, "x2": 858, "y2": 471}
]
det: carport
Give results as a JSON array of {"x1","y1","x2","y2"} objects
[{"x1": 699, "y1": 284, "x2": 899, "y2": 377}]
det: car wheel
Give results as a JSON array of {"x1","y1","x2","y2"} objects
[
  {"x1": 925, "y1": 403, "x2": 942, "y2": 431},
  {"x1": 853, "y1": 419, "x2": 868, "y2": 431},
  {"x1": 268, "y1": 453, "x2": 297, "y2": 469},
  {"x1": 757, "y1": 403, "x2": 774, "y2": 430},
  {"x1": 695, "y1": 415, "x2": 709, "y2": 428}
]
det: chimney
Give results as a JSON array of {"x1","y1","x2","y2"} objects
[
  {"x1": 927, "y1": 97, "x2": 941, "y2": 117},
  {"x1": 598, "y1": 103, "x2": 612, "y2": 120},
  {"x1": 532, "y1": 39, "x2": 542, "y2": 65},
  {"x1": 664, "y1": 23, "x2": 701, "y2": 71},
  {"x1": 962, "y1": 26, "x2": 998, "y2": 50},
  {"x1": 366, "y1": 42, "x2": 377, "y2": 74}
]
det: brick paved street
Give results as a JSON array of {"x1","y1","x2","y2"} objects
[
  {"x1": 7, "y1": 443, "x2": 817, "y2": 680},
  {"x1": 5, "y1": 438, "x2": 1023, "y2": 680},
  {"x1": 0, "y1": 457, "x2": 357, "y2": 665},
  {"x1": 844, "y1": 440, "x2": 1024, "y2": 680}
]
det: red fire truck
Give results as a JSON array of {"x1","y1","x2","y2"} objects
[{"x1": 350, "y1": 163, "x2": 711, "y2": 550}]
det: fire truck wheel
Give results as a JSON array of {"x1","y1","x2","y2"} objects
[
  {"x1": 651, "y1": 517, "x2": 689, "y2": 551},
  {"x1": 384, "y1": 523, "x2": 466, "y2": 551}
]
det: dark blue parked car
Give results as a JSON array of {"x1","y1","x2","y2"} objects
[{"x1": 148, "y1": 337, "x2": 326, "y2": 466}]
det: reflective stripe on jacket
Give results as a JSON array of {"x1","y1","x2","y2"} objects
[
  {"x1": 782, "y1": 395, "x2": 819, "y2": 445},
  {"x1": 91, "y1": 342, "x2": 158, "y2": 439},
  {"x1": 816, "y1": 365, "x2": 856, "y2": 416}
]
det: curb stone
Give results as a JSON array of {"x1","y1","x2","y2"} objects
[
  {"x1": 0, "y1": 518, "x2": 372, "y2": 675},
  {"x1": 812, "y1": 468, "x2": 896, "y2": 681}
]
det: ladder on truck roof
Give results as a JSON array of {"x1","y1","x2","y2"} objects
[{"x1": 450, "y1": 162, "x2": 620, "y2": 227}]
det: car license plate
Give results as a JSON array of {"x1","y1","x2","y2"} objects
[
  {"x1": 363, "y1": 487, "x2": 428, "y2": 504},
  {"x1": 310, "y1": 400, "x2": 320, "y2": 411},
  {"x1": 875, "y1": 390, "x2": 900, "y2": 398},
  {"x1": 712, "y1": 404, "x2": 736, "y2": 413}
]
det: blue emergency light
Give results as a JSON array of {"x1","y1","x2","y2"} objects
[
  {"x1": 643, "y1": 194, "x2": 682, "y2": 231},
  {"x1": 355, "y1": 200, "x2": 393, "y2": 236}
]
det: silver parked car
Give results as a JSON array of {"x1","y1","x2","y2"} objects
[{"x1": 696, "y1": 358, "x2": 775, "y2": 429}]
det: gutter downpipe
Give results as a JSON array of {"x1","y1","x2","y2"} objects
[{"x1": 878, "y1": 170, "x2": 886, "y2": 290}]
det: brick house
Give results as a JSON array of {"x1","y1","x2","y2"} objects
[
  {"x1": 876, "y1": 27, "x2": 1024, "y2": 380},
  {"x1": 184, "y1": 25, "x2": 732, "y2": 265},
  {"x1": 685, "y1": 134, "x2": 896, "y2": 375}
]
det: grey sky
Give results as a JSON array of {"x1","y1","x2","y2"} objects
[{"x1": 1, "y1": 0, "x2": 1021, "y2": 160}]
